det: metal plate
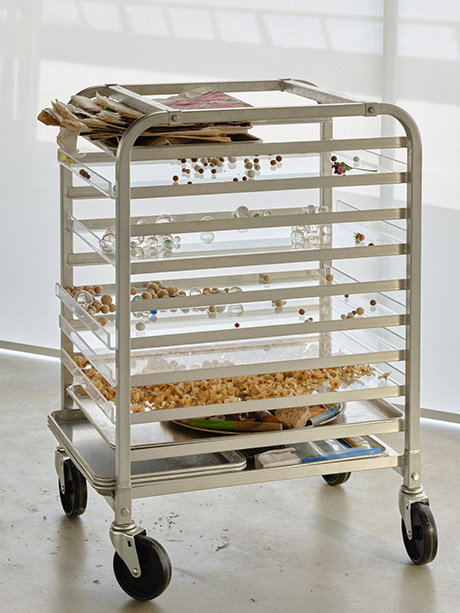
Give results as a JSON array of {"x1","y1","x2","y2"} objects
[
  {"x1": 171, "y1": 402, "x2": 345, "y2": 434},
  {"x1": 48, "y1": 409, "x2": 246, "y2": 491}
]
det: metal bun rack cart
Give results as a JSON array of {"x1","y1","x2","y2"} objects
[{"x1": 49, "y1": 78, "x2": 437, "y2": 601}]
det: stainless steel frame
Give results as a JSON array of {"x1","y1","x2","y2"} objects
[{"x1": 52, "y1": 78, "x2": 430, "y2": 579}]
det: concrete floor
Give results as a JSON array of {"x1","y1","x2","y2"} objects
[{"x1": 1, "y1": 350, "x2": 459, "y2": 613}]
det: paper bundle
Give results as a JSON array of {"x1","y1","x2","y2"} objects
[{"x1": 38, "y1": 87, "x2": 255, "y2": 155}]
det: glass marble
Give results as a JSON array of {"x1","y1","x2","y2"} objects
[
  {"x1": 130, "y1": 246, "x2": 145, "y2": 259},
  {"x1": 228, "y1": 304, "x2": 244, "y2": 316},
  {"x1": 75, "y1": 290, "x2": 93, "y2": 307},
  {"x1": 156, "y1": 214, "x2": 175, "y2": 224},
  {"x1": 234, "y1": 205, "x2": 250, "y2": 233},
  {"x1": 200, "y1": 216, "x2": 215, "y2": 244},
  {"x1": 291, "y1": 228, "x2": 305, "y2": 248},
  {"x1": 99, "y1": 234, "x2": 115, "y2": 255}
]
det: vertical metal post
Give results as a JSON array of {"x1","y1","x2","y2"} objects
[
  {"x1": 403, "y1": 123, "x2": 423, "y2": 489},
  {"x1": 114, "y1": 141, "x2": 134, "y2": 526},
  {"x1": 60, "y1": 164, "x2": 74, "y2": 410},
  {"x1": 319, "y1": 118, "x2": 333, "y2": 357}
]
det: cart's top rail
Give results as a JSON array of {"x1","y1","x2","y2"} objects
[{"x1": 78, "y1": 78, "x2": 363, "y2": 109}]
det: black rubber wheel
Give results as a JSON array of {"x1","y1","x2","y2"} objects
[
  {"x1": 58, "y1": 458, "x2": 87, "y2": 517},
  {"x1": 402, "y1": 502, "x2": 438, "y2": 565},
  {"x1": 322, "y1": 472, "x2": 351, "y2": 486},
  {"x1": 113, "y1": 534, "x2": 172, "y2": 601}
]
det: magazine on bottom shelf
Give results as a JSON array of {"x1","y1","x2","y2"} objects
[{"x1": 254, "y1": 435, "x2": 386, "y2": 469}]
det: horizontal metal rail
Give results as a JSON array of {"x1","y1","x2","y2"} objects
[
  {"x1": 77, "y1": 207, "x2": 407, "y2": 236},
  {"x1": 67, "y1": 171, "x2": 407, "y2": 200},
  {"x1": 127, "y1": 386, "x2": 405, "y2": 425},
  {"x1": 130, "y1": 314, "x2": 407, "y2": 350},
  {"x1": 131, "y1": 454, "x2": 400, "y2": 494},
  {"x1": 79, "y1": 136, "x2": 407, "y2": 165},
  {"x1": 68, "y1": 243, "x2": 407, "y2": 271},
  {"x1": 130, "y1": 350, "x2": 405, "y2": 387},
  {"x1": 131, "y1": 279, "x2": 408, "y2": 312}
]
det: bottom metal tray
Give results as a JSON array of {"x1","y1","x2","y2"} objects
[{"x1": 48, "y1": 409, "x2": 246, "y2": 494}]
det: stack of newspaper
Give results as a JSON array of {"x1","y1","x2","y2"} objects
[{"x1": 38, "y1": 87, "x2": 255, "y2": 153}]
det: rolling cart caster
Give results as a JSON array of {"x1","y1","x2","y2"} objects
[
  {"x1": 322, "y1": 472, "x2": 351, "y2": 486},
  {"x1": 399, "y1": 486, "x2": 438, "y2": 565},
  {"x1": 111, "y1": 524, "x2": 172, "y2": 601},
  {"x1": 55, "y1": 450, "x2": 87, "y2": 517}
]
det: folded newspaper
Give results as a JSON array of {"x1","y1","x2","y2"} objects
[{"x1": 38, "y1": 87, "x2": 256, "y2": 156}]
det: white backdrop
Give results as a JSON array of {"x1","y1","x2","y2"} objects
[{"x1": 0, "y1": 0, "x2": 459, "y2": 414}]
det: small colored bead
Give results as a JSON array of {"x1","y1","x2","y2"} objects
[
  {"x1": 326, "y1": 274, "x2": 334, "y2": 282},
  {"x1": 253, "y1": 158, "x2": 259, "y2": 163},
  {"x1": 98, "y1": 316, "x2": 107, "y2": 326},
  {"x1": 276, "y1": 155, "x2": 282, "y2": 162},
  {"x1": 234, "y1": 322, "x2": 240, "y2": 328},
  {"x1": 299, "y1": 308, "x2": 305, "y2": 315},
  {"x1": 331, "y1": 155, "x2": 337, "y2": 162},
  {"x1": 370, "y1": 299, "x2": 377, "y2": 306},
  {"x1": 208, "y1": 305, "x2": 216, "y2": 313},
  {"x1": 263, "y1": 274, "x2": 271, "y2": 282},
  {"x1": 275, "y1": 300, "x2": 282, "y2": 307},
  {"x1": 233, "y1": 177, "x2": 239, "y2": 182},
  {"x1": 130, "y1": 287, "x2": 137, "y2": 295},
  {"x1": 101, "y1": 294, "x2": 112, "y2": 305},
  {"x1": 135, "y1": 321, "x2": 146, "y2": 331},
  {"x1": 247, "y1": 169, "x2": 256, "y2": 178},
  {"x1": 172, "y1": 175, "x2": 179, "y2": 182},
  {"x1": 344, "y1": 294, "x2": 349, "y2": 298},
  {"x1": 242, "y1": 176, "x2": 248, "y2": 181},
  {"x1": 357, "y1": 307, "x2": 364, "y2": 315},
  {"x1": 270, "y1": 159, "x2": 276, "y2": 166}
]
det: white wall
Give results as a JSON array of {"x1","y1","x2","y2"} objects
[{"x1": 0, "y1": 0, "x2": 458, "y2": 413}]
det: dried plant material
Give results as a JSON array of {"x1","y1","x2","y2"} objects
[
  {"x1": 73, "y1": 356, "x2": 375, "y2": 415},
  {"x1": 378, "y1": 372, "x2": 391, "y2": 380}
]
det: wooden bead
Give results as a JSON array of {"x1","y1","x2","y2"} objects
[
  {"x1": 157, "y1": 289, "x2": 169, "y2": 298},
  {"x1": 208, "y1": 305, "x2": 216, "y2": 313},
  {"x1": 142, "y1": 292, "x2": 152, "y2": 300},
  {"x1": 275, "y1": 300, "x2": 282, "y2": 307},
  {"x1": 263, "y1": 274, "x2": 271, "y2": 282},
  {"x1": 109, "y1": 303, "x2": 116, "y2": 312},
  {"x1": 172, "y1": 175, "x2": 179, "y2": 182},
  {"x1": 167, "y1": 287, "x2": 177, "y2": 296},
  {"x1": 299, "y1": 308, "x2": 305, "y2": 315},
  {"x1": 275, "y1": 155, "x2": 282, "y2": 162},
  {"x1": 357, "y1": 307, "x2": 364, "y2": 315},
  {"x1": 326, "y1": 274, "x2": 334, "y2": 282},
  {"x1": 101, "y1": 305, "x2": 110, "y2": 314},
  {"x1": 98, "y1": 316, "x2": 107, "y2": 326},
  {"x1": 270, "y1": 159, "x2": 276, "y2": 166},
  {"x1": 101, "y1": 294, "x2": 112, "y2": 305},
  {"x1": 93, "y1": 285, "x2": 103, "y2": 295},
  {"x1": 370, "y1": 299, "x2": 377, "y2": 306},
  {"x1": 130, "y1": 287, "x2": 137, "y2": 295}
]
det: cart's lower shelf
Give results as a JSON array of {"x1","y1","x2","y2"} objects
[{"x1": 49, "y1": 409, "x2": 401, "y2": 498}]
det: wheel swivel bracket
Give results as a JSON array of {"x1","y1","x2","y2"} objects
[
  {"x1": 55, "y1": 447, "x2": 67, "y2": 494},
  {"x1": 398, "y1": 485, "x2": 429, "y2": 540},
  {"x1": 110, "y1": 522, "x2": 145, "y2": 578}
]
